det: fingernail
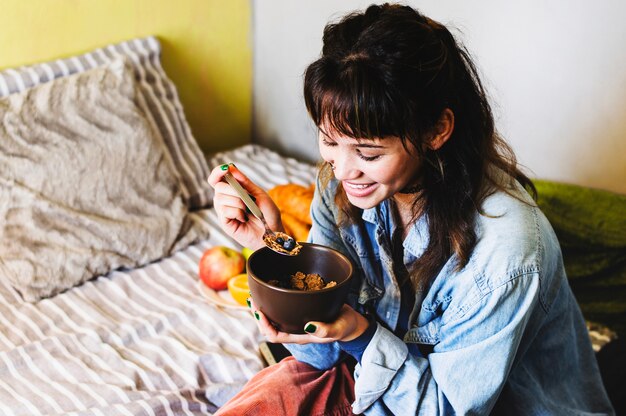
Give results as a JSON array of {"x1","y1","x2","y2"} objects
[
  {"x1": 220, "y1": 164, "x2": 229, "y2": 171},
  {"x1": 254, "y1": 311, "x2": 260, "y2": 320},
  {"x1": 304, "y1": 323, "x2": 317, "y2": 333},
  {"x1": 246, "y1": 298, "x2": 251, "y2": 308}
]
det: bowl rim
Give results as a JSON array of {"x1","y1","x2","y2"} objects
[{"x1": 247, "y1": 242, "x2": 354, "y2": 295}]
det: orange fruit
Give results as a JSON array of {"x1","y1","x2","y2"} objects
[{"x1": 227, "y1": 274, "x2": 250, "y2": 307}]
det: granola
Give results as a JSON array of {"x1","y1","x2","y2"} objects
[{"x1": 269, "y1": 271, "x2": 336, "y2": 291}]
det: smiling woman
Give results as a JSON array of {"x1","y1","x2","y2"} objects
[{"x1": 210, "y1": 4, "x2": 614, "y2": 415}]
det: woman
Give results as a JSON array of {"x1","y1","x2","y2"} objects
[{"x1": 208, "y1": 4, "x2": 613, "y2": 415}]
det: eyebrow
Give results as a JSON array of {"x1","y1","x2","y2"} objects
[
  {"x1": 353, "y1": 143, "x2": 385, "y2": 149},
  {"x1": 319, "y1": 129, "x2": 386, "y2": 149}
]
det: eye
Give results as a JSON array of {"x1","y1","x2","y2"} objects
[
  {"x1": 357, "y1": 151, "x2": 381, "y2": 161},
  {"x1": 321, "y1": 137, "x2": 337, "y2": 147}
]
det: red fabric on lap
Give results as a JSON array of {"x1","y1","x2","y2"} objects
[{"x1": 215, "y1": 356, "x2": 357, "y2": 416}]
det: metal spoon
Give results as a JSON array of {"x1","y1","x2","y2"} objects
[{"x1": 223, "y1": 172, "x2": 301, "y2": 256}]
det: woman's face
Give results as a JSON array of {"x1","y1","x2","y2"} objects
[{"x1": 318, "y1": 129, "x2": 422, "y2": 210}]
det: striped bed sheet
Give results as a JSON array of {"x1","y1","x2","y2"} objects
[{"x1": 0, "y1": 144, "x2": 317, "y2": 416}]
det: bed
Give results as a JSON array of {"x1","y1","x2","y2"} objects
[
  {"x1": 1, "y1": 36, "x2": 622, "y2": 416},
  {"x1": 0, "y1": 36, "x2": 317, "y2": 415},
  {"x1": 0, "y1": 147, "x2": 317, "y2": 416}
]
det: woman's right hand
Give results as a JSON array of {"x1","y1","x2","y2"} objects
[{"x1": 207, "y1": 163, "x2": 284, "y2": 250}]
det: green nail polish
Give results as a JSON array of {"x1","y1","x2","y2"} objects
[
  {"x1": 254, "y1": 311, "x2": 260, "y2": 320},
  {"x1": 246, "y1": 298, "x2": 251, "y2": 308},
  {"x1": 304, "y1": 323, "x2": 317, "y2": 333},
  {"x1": 220, "y1": 164, "x2": 228, "y2": 171}
]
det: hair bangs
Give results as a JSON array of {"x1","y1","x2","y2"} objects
[{"x1": 304, "y1": 57, "x2": 409, "y2": 141}]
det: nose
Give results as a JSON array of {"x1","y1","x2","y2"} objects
[{"x1": 330, "y1": 153, "x2": 358, "y2": 181}]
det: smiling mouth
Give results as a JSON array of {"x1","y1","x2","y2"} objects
[
  {"x1": 344, "y1": 182, "x2": 373, "y2": 189},
  {"x1": 342, "y1": 181, "x2": 378, "y2": 197}
]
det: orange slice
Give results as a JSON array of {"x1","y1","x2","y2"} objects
[{"x1": 227, "y1": 274, "x2": 250, "y2": 307}]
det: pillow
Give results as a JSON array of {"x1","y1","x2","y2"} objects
[
  {"x1": 0, "y1": 59, "x2": 205, "y2": 301},
  {"x1": 0, "y1": 36, "x2": 212, "y2": 209}
]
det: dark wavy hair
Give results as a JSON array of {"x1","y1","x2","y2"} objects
[{"x1": 303, "y1": 4, "x2": 535, "y2": 287}]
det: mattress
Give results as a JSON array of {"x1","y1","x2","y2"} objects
[{"x1": 0, "y1": 144, "x2": 317, "y2": 416}]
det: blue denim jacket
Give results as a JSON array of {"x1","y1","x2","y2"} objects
[{"x1": 285, "y1": 176, "x2": 614, "y2": 415}]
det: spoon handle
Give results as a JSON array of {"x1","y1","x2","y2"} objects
[{"x1": 223, "y1": 172, "x2": 265, "y2": 222}]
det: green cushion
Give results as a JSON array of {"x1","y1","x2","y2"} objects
[{"x1": 533, "y1": 180, "x2": 626, "y2": 336}]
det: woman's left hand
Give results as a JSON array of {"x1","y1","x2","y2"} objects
[{"x1": 248, "y1": 300, "x2": 370, "y2": 344}]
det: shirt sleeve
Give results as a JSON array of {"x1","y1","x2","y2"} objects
[
  {"x1": 338, "y1": 315, "x2": 377, "y2": 362},
  {"x1": 352, "y1": 273, "x2": 542, "y2": 415},
  {"x1": 284, "y1": 341, "x2": 343, "y2": 370}
]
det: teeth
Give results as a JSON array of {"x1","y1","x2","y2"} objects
[{"x1": 345, "y1": 183, "x2": 370, "y2": 189}]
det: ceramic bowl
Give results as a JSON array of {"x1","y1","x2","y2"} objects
[{"x1": 247, "y1": 242, "x2": 354, "y2": 334}]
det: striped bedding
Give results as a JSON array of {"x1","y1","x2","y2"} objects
[{"x1": 0, "y1": 145, "x2": 317, "y2": 416}]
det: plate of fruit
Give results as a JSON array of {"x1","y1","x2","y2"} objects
[{"x1": 197, "y1": 245, "x2": 253, "y2": 310}]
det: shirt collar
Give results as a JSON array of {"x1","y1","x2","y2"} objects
[
  {"x1": 361, "y1": 204, "x2": 379, "y2": 225},
  {"x1": 403, "y1": 215, "x2": 428, "y2": 259},
  {"x1": 361, "y1": 199, "x2": 429, "y2": 259}
]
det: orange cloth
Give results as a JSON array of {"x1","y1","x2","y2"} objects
[
  {"x1": 269, "y1": 183, "x2": 315, "y2": 242},
  {"x1": 281, "y1": 212, "x2": 311, "y2": 242},
  {"x1": 268, "y1": 184, "x2": 314, "y2": 225}
]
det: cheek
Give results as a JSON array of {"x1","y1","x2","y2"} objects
[
  {"x1": 318, "y1": 147, "x2": 331, "y2": 162},
  {"x1": 369, "y1": 159, "x2": 417, "y2": 187},
  {"x1": 367, "y1": 165, "x2": 398, "y2": 185}
]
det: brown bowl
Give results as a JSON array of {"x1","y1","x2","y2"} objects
[{"x1": 247, "y1": 242, "x2": 354, "y2": 334}]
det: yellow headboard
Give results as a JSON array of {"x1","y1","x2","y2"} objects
[{"x1": 0, "y1": 0, "x2": 251, "y2": 155}]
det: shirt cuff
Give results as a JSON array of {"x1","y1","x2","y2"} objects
[{"x1": 338, "y1": 315, "x2": 377, "y2": 362}]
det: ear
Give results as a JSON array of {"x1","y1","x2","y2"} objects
[{"x1": 427, "y1": 108, "x2": 454, "y2": 151}]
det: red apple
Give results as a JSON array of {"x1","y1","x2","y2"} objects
[{"x1": 199, "y1": 246, "x2": 246, "y2": 290}]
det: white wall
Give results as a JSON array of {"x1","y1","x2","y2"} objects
[{"x1": 252, "y1": 0, "x2": 626, "y2": 194}]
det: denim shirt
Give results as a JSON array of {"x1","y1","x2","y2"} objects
[{"x1": 285, "y1": 176, "x2": 614, "y2": 415}]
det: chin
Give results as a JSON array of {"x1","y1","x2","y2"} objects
[{"x1": 345, "y1": 194, "x2": 383, "y2": 210}]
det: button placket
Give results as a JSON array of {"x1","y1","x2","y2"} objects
[{"x1": 374, "y1": 224, "x2": 401, "y2": 330}]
